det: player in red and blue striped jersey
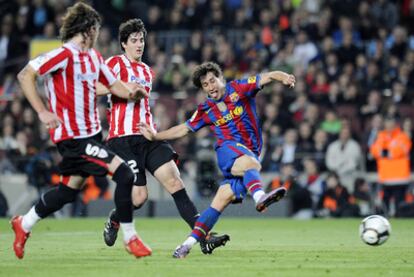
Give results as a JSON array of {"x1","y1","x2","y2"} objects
[{"x1": 139, "y1": 62, "x2": 295, "y2": 258}]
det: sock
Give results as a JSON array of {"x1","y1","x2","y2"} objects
[
  {"x1": 120, "y1": 222, "x2": 137, "y2": 242},
  {"x1": 182, "y1": 236, "x2": 198, "y2": 248},
  {"x1": 34, "y1": 184, "x2": 79, "y2": 218},
  {"x1": 110, "y1": 204, "x2": 143, "y2": 224},
  {"x1": 243, "y1": 169, "x2": 265, "y2": 201},
  {"x1": 112, "y1": 163, "x2": 135, "y2": 223},
  {"x1": 21, "y1": 206, "x2": 41, "y2": 232},
  {"x1": 172, "y1": 188, "x2": 200, "y2": 229},
  {"x1": 190, "y1": 206, "x2": 221, "y2": 242},
  {"x1": 253, "y1": 190, "x2": 265, "y2": 204}
]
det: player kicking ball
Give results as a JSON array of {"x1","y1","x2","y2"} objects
[{"x1": 140, "y1": 62, "x2": 295, "y2": 258}]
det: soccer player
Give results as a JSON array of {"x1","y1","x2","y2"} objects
[
  {"x1": 11, "y1": 3, "x2": 151, "y2": 259},
  {"x1": 97, "y1": 19, "x2": 229, "y2": 254},
  {"x1": 140, "y1": 62, "x2": 296, "y2": 258}
]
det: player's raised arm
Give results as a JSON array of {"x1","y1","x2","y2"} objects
[
  {"x1": 259, "y1": 70, "x2": 296, "y2": 88},
  {"x1": 139, "y1": 123, "x2": 190, "y2": 141},
  {"x1": 17, "y1": 65, "x2": 62, "y2": 129}
]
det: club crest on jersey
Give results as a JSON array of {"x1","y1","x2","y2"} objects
[
  {"x1": 217, "y1": 102, "x2": 227, "y2": 112},
  {"x1": 229, "y1": 92, "x2": 239, "y2": 102},
  {"x1": 247, "y1": 76, "x2": 256, "y2": 84}
]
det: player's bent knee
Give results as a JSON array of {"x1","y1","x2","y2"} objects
[
  {"x1": 113, "y1": 162, "x2": 136, "y2": 184},
  {"x1": 132, "y1": 191, "x2": 148, "y2": 207},
  {"x1": 232, "y1": 156, "x2": 261, "y2": 176},
  {"x1": 164, "y1": 177, "x2": 184, "y2": 194}
]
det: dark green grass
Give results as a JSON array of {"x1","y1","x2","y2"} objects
[{"x1": 1, "y1": 218, "x2": 413, "y2": 277}]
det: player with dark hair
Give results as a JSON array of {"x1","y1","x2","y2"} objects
[
  {"x1": 97, "y1": 18, "x2": 229, "y2": 254},
  {"x1": 140, "y1": 62, "x2": 296, "y2": 258},
  {"x1": 11, "y1": 2, "x2": 151, "y2": 259}
]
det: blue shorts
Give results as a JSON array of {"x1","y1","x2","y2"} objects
[{"x1": 216, "y1": 141, "x2": 259, "y2": 202}]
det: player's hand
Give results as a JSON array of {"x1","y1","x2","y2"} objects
[
  {"x1": 282, "y1": 74, "x2": 296, "y2": 88},
  {"x1": 128, "y1": 83, "x2": 148, "y2": 100},
  {"x1": 38, "y1": 110, "x2": 62, "y2": 129},
  {"x1": 138, "y1": 122, "x2": 156, "y2": 141}
]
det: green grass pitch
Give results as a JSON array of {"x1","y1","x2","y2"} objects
[{"x1": 1, "y1": 218, "x2": 414, "y2": 277}]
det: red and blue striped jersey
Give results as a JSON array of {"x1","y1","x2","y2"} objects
[{"x1": 186, "y1": 75, "x2": 263, "y2": 156}]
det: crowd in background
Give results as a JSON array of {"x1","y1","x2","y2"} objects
[{"x1": 1, "y1": 0, "x2": 414, "y2": 217}]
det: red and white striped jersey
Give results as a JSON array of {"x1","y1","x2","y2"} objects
[
  {"x1": 105, "y1": 54, "x2": 156, "y2": 140},
  {"x1": 29, "y1": 42, "x2": 117, "y2": 143}
]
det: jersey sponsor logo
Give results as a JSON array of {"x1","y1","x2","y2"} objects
[
  {"x1": 85, "y1": 143, "x2": 109, "y2": 159},
  {"x1": 247, "y1": 76, "x2": 256, "y2": 84},
  {"x1": 130, "y1": 75, "x2": 152, "y2": 88},
  {"x1": 76, "y1": 73, "x2": 97, "y2": 81},
  {"x1": 229, "y1": 92, "x2": 239, "y2": 102},
  {"x1": 213, "y1": 106, "x2": 244, "y2": 126}
]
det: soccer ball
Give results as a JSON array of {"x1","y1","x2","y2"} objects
[{"x1": 359, "y1": 215, "x2": 391, "y2": 246}]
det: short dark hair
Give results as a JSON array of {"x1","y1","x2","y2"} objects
[
  {"x1": 59, "y1": 2, "x2": 101, "y2": 42},
  {"x1": 118, "y1": 18, "x2": 147, "y2": 51},
  {"x1": 192, "y1": 62, "x2": 223, "y2": 89}
]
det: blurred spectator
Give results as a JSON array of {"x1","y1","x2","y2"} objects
[
  {"x1": 271, "y1": 129, "x2": 299, "y2": 171},
  {"x1": 353, "y1": 178, "x2": 372, "y2": 216},
  {"x1": 310, "y1": 128, "x2": 328, "y2": 171},
  {"x1": 364, "y1": 114, "x2": 384, "y2": 171},
  {"x1": 268, "y1": 163, "x2": 313, "y2": 219},
  {"x1": 293, "y1": 30, "x2": 317, "y2": 68},
  {"x1": 317, "y1": 171, "x2": 359, "y2": 217},
  {"x1": 320, "y1": 109, "x2": 342, "y2": 137},
  {"x1": 297, "y1": 158, "x2": 324, "y2": 208},
  {"x1": 325, "y1": 126, "x2": 363, "y2": 191},
  {"x1": 0, "y1": 188, "x2": 8, "y2": 217},
  {"x1": 370, "y1": 116, "x2": 412, "y2": 216}
]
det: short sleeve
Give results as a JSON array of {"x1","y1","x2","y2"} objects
[
  {"x1": 105, "y1": 56, "x2": 120, "y2": 76},
  {"x1": 185, "y1": 106, "x2": 209, "y2": 132},
  {"x1": 228, "y1": 74, "x2": 262, "y2": 97},
  {"x1": 97, "y1": 52, "x2": 117, "y2": 87},
  {"x1": 29, "y1": 47, "x2": 69, "y2": 76}
]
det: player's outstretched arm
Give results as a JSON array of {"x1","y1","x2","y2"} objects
[
  {"x1": 139, "y1": 123, "x2": 190, "y2": 141},
  {"x1": 17, "y1": 65, "x2": 62, "y2": 129},
  {"x1": 107, "y1": 80, "x2": 149, "y2": 100},
  {"x1": 259, "y1": 71, "x2": 296, "y2": 88}
]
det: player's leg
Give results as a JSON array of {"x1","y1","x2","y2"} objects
[
  {"x1": 227, "y1": 144, "x2": 286, "y2": 212},
  {"x1": 11, "y1": 175, "x2": 85, "y2": 259},
  {"x1": 148, "y1": 141, "x2": 230, "y2": 254},
  {"x1": 153, "y1": 160, "x2": 199, "y2": 228},
  {"x1": 107, "y1": 156, "x2": 152, "y2": 257},
  {"x1": 102, "y1": 136, "x2": 151, "y2": 256},
  {"x1": 104, "y1": 185, "x2": 147, "y2": 246},
  {"x1": 173, "y1": 184, "x2": 234, "y2": 258}
]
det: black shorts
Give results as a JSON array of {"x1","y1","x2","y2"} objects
[
  {"x1": 56, "y1": 133, "x2": 116, "y2": 177},
  {"x1": 107, "y1": 135, "x2": 178, "y2": 186}
]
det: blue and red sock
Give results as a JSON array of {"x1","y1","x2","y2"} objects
[
  {"x1": 243, "y1": 169, "x2": 264, "y2": 197},
  {"x1": 190, "y1": 207, "x2": 221, "y2": 241}
]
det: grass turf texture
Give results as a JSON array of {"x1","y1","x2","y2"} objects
[{"x1": 1, "y1": 218, "x2": 414, "y2": 277}]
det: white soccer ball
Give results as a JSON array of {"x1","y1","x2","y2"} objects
[{"x1": 359, "y1": 215, "x2": 391, "y2": 246}]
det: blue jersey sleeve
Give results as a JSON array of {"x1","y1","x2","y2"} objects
[
  {"x1": 228, "y1": 74, "x2": 262, "y2": 98},
  {"x1": 185, "y1": 105, "x2": 209, "y2": 132}
]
